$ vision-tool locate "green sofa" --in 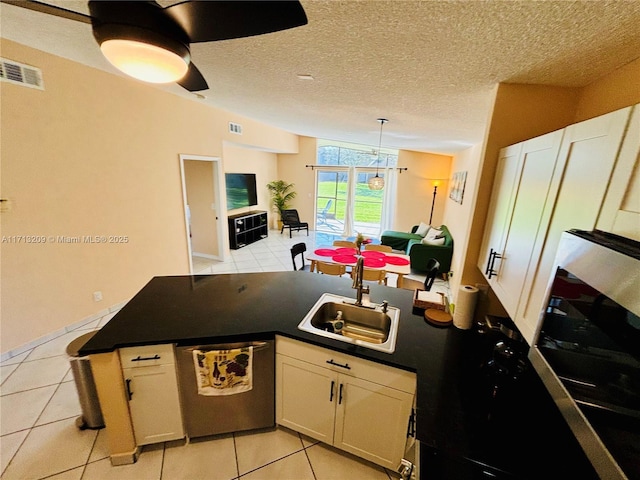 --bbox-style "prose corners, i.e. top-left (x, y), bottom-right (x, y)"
top-left (381, 225), bottom-right (453, 274)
